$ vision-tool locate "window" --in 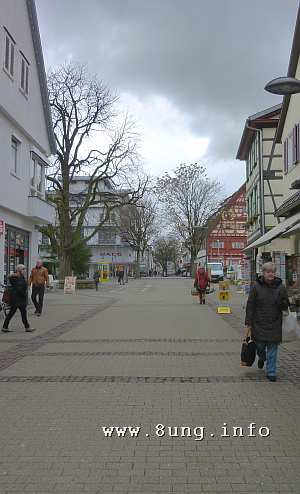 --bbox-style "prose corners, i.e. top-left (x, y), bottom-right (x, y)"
top-left (31, 156), bottom-right (44, 193)
top-left (41, 234), bottom-right (50, 246)
top-left (232, 242), bottom-right (244, 249)
top-left (284, 126), bottom-right (300, 174)
top-left (211, 241), bottom-right (224, 249)
top-left (253, 186), bottom-right (258, 216)
top-left (98, 229), bottom-right (116, 245)
top-left (11, 136), bottom-right (19, 175)
top-left (247, 198), bottom-right (251, 218)
top-left (20, 53), bottom-right (29, 95)
top-left (4, 29), bottom-right (15, 78)
top-left (253, 135), bottom-right (259, 168)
